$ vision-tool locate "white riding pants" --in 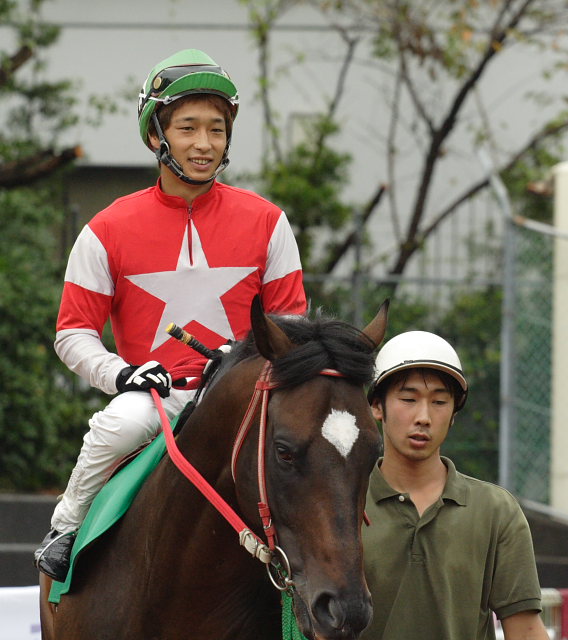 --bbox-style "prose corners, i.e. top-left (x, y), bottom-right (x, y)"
top-left (52, 387), bottom-right (195, 534)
